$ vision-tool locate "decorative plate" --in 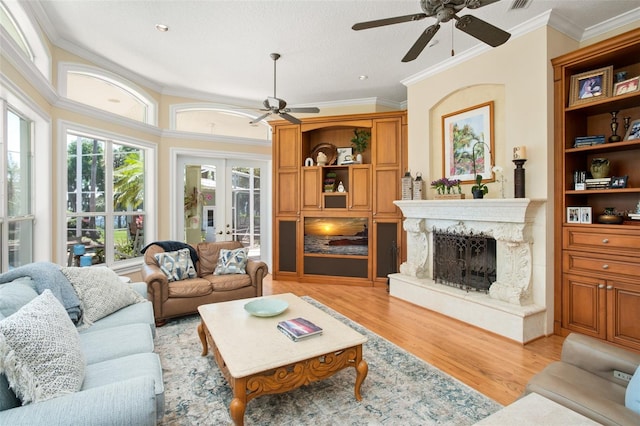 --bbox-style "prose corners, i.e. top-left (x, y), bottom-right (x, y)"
top-left (310, 143), bottom-right (337, 166)
top-left (244, 298), bottom-right (289, 317)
